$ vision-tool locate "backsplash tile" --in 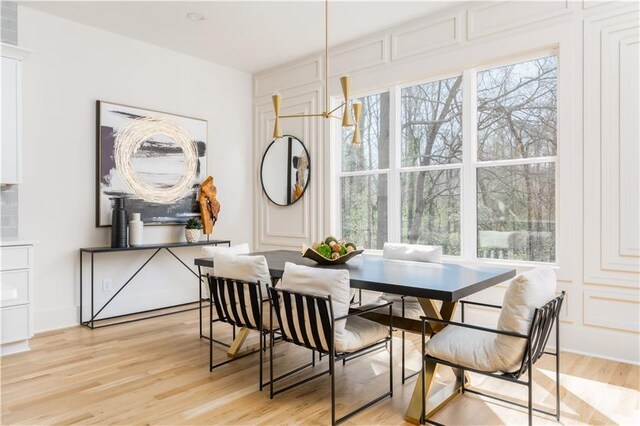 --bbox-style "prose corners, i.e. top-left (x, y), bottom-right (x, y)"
top-left (1, 185), bottom-right (19, 239)
top-left (1, 1), bottom-right (18, 45)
